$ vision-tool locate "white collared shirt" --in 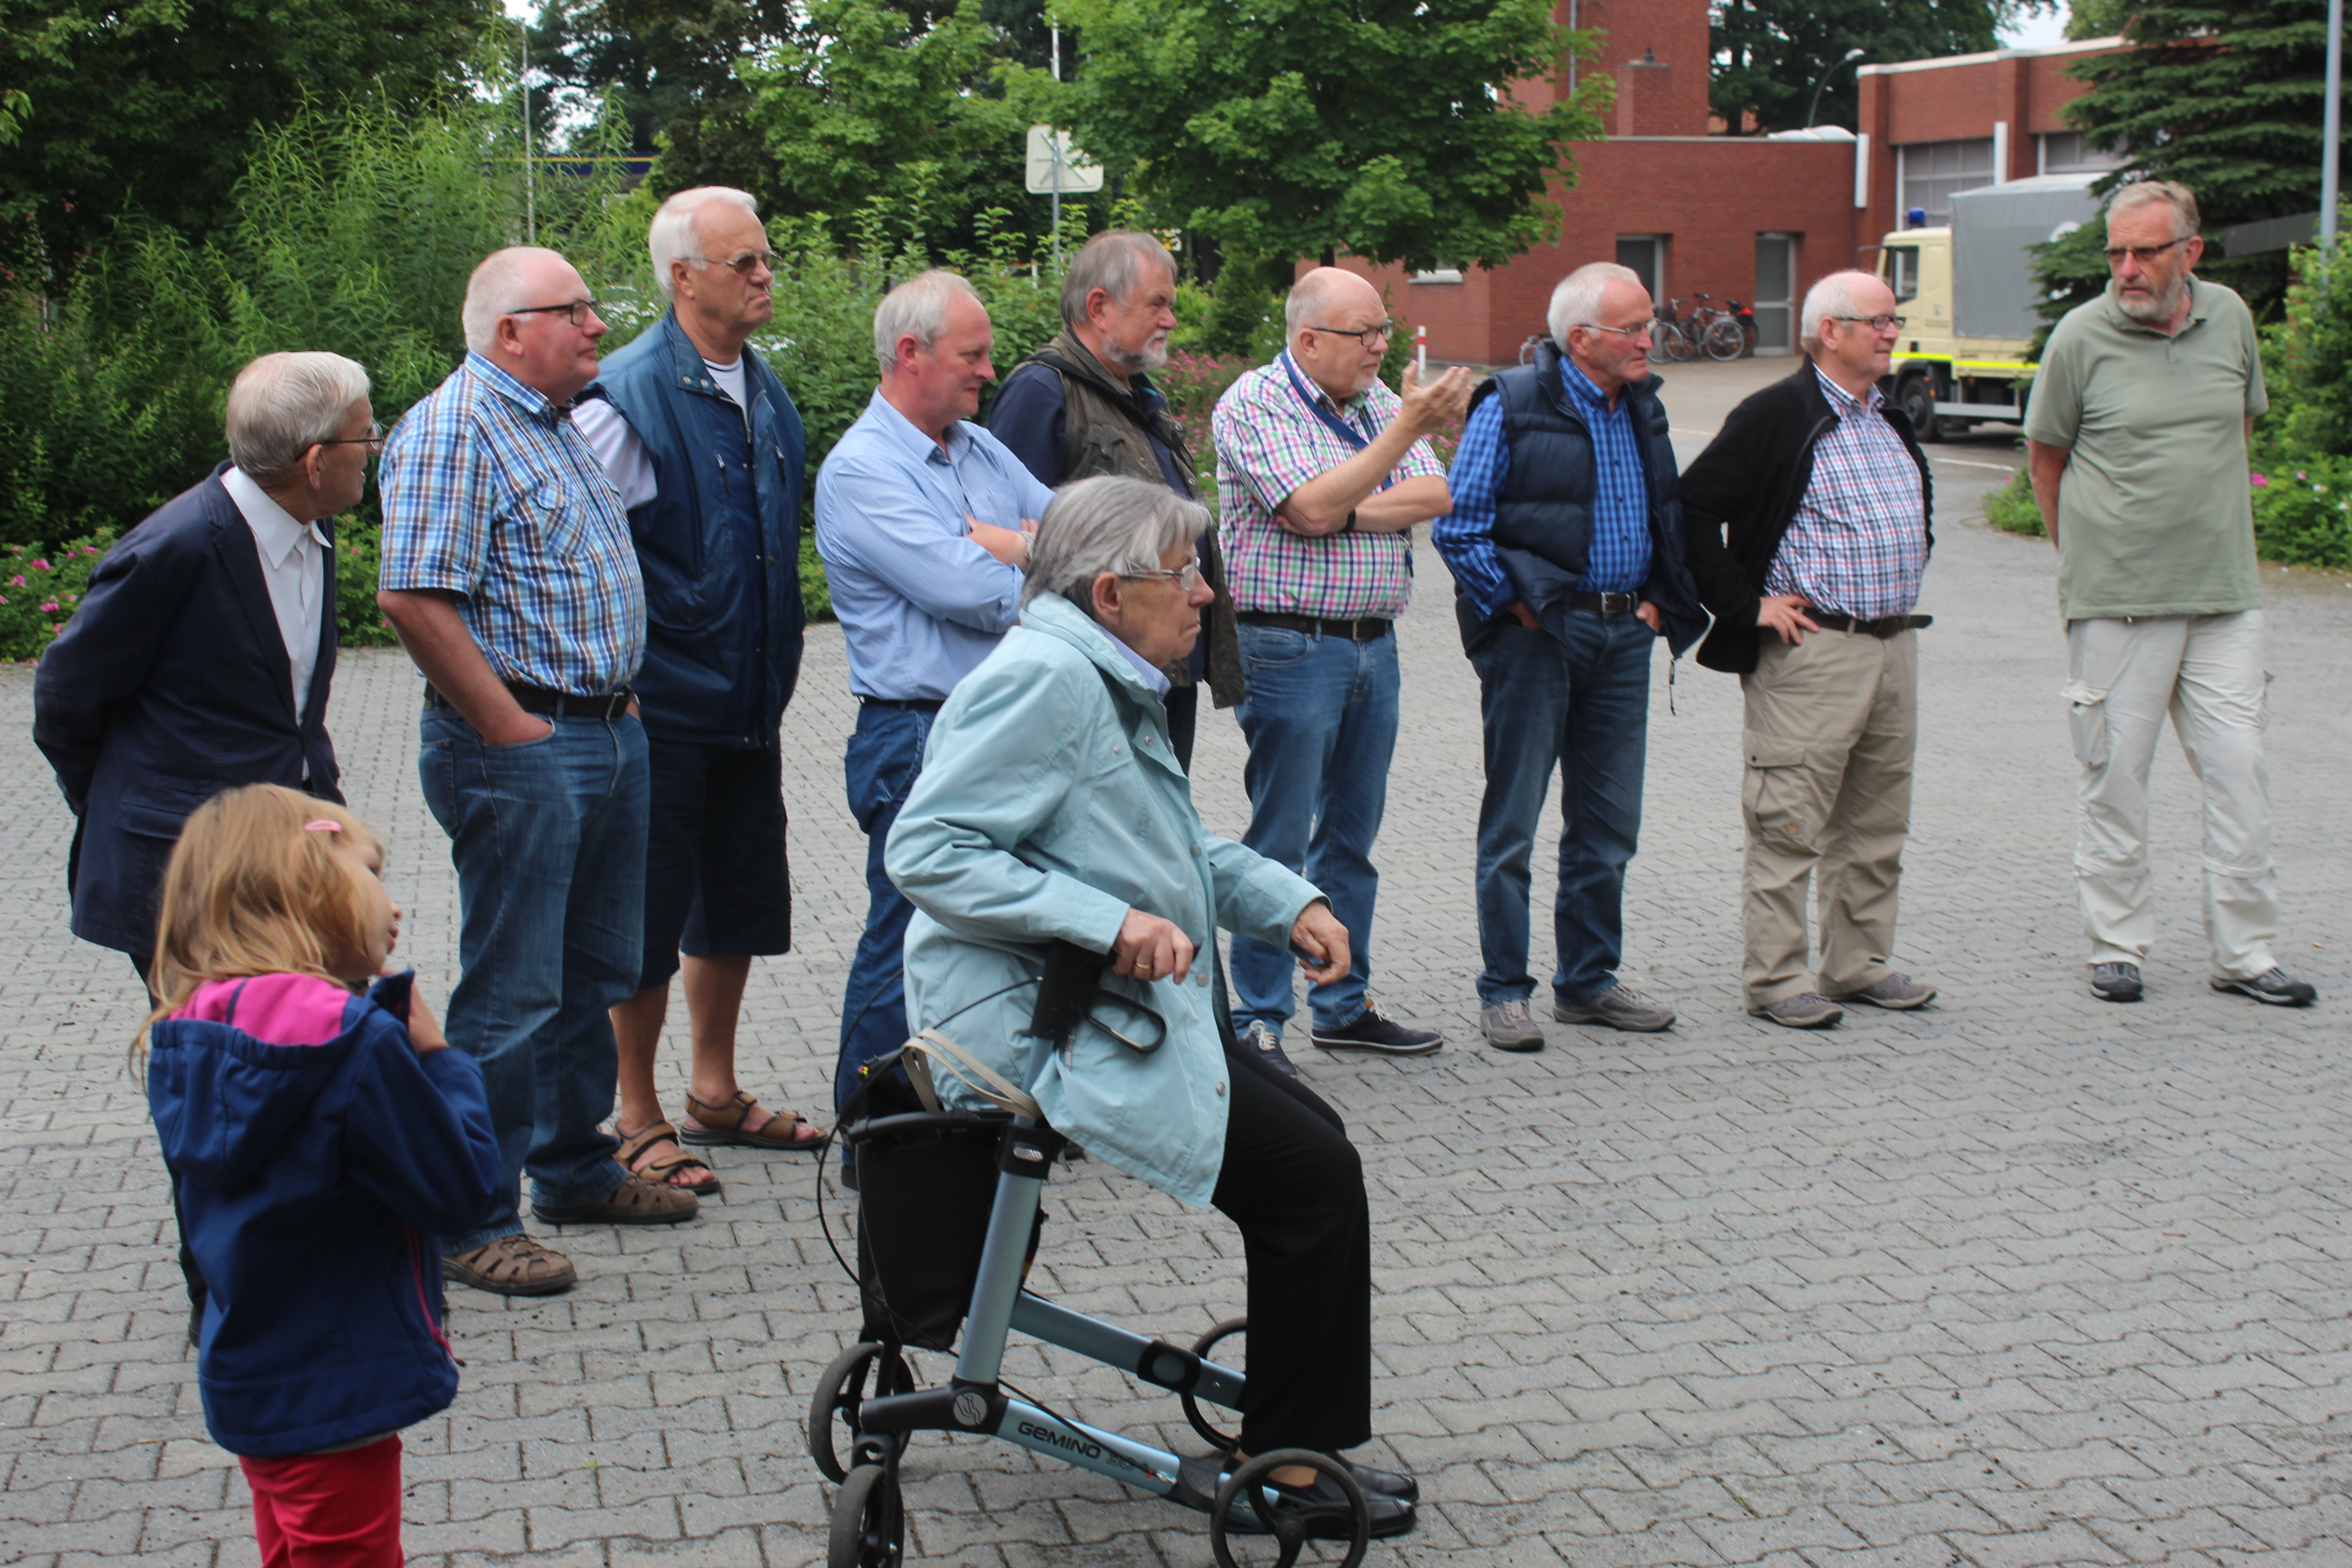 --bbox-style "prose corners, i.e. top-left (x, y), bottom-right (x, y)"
top-left (573, 354), bottom-right (750, 513)
top-left (220, 466), bottom-right (328, 717)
